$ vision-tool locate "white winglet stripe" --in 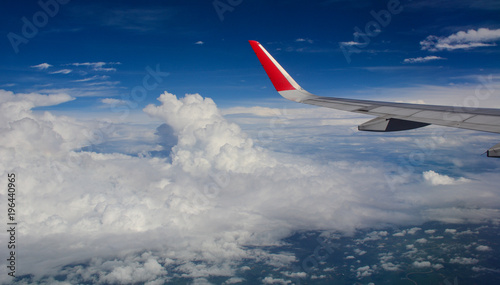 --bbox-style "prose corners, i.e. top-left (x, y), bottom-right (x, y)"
top-left (258, 43), bottom-right (303, 91)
